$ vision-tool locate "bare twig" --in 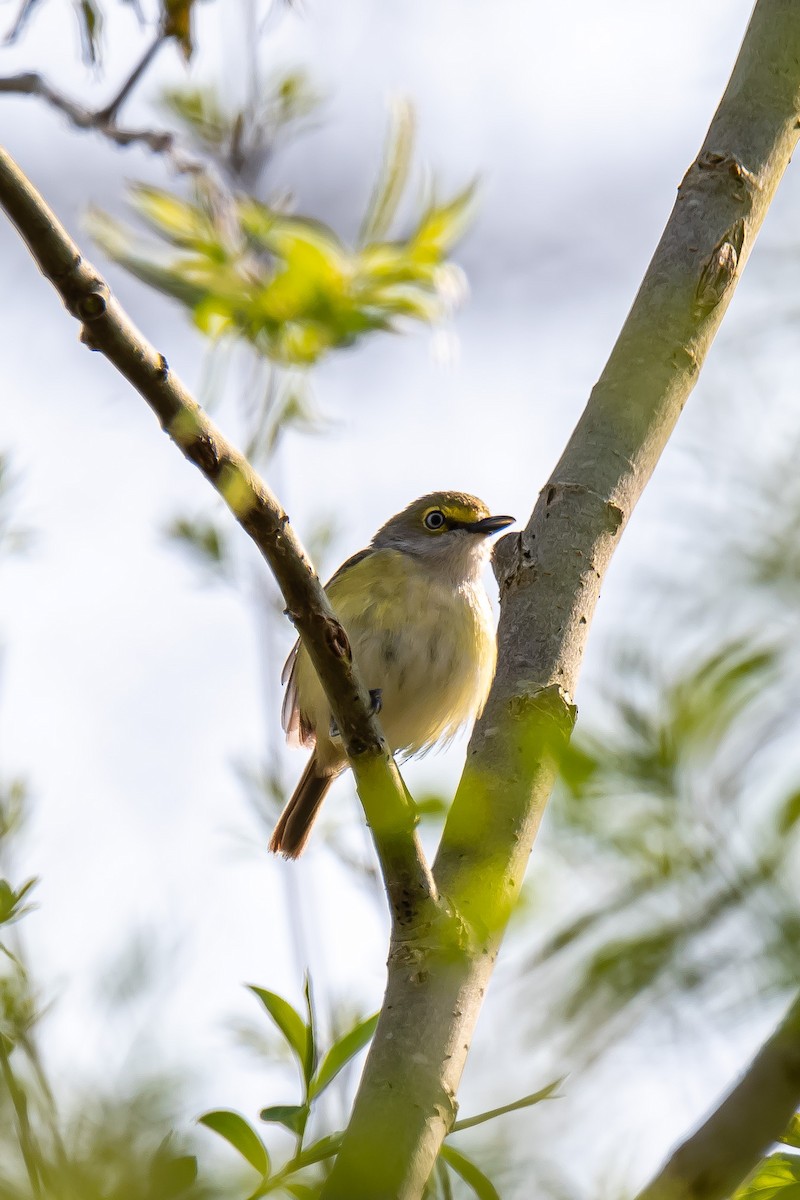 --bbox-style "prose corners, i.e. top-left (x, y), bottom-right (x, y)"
top-left (3, 0), bottom-right (43, 45)
top-left (95, 34), bottom-right (166, 124)
top-left (0, 73), bottom-right (176, 155)
top-left (635, 989), bottom-right (800, 1200)
top-left (0, 143), bottom-right (442, 929)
